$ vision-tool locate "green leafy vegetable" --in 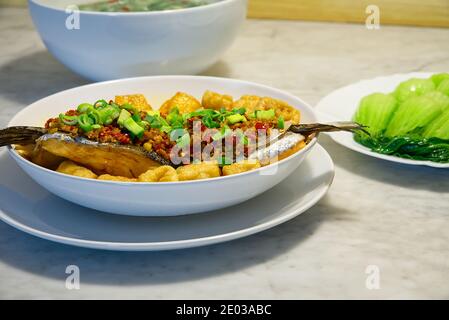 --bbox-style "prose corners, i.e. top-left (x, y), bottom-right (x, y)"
top-left (423, 108), bottom-right (449, 140)
top-left (393, 78), bottom-right (435, 103)
top-left (353, 74), bottom-right (449, 163)
top-left (353, 93), bottom-right (398, 137)
top-left (431, 73), bottom-right (449, 87)
top-left (384, 93), bottom-right (444, 137)
top-left (354, 134), bottom-right (449, 162)
top-left (437, 79), bottom-right (449, 97)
